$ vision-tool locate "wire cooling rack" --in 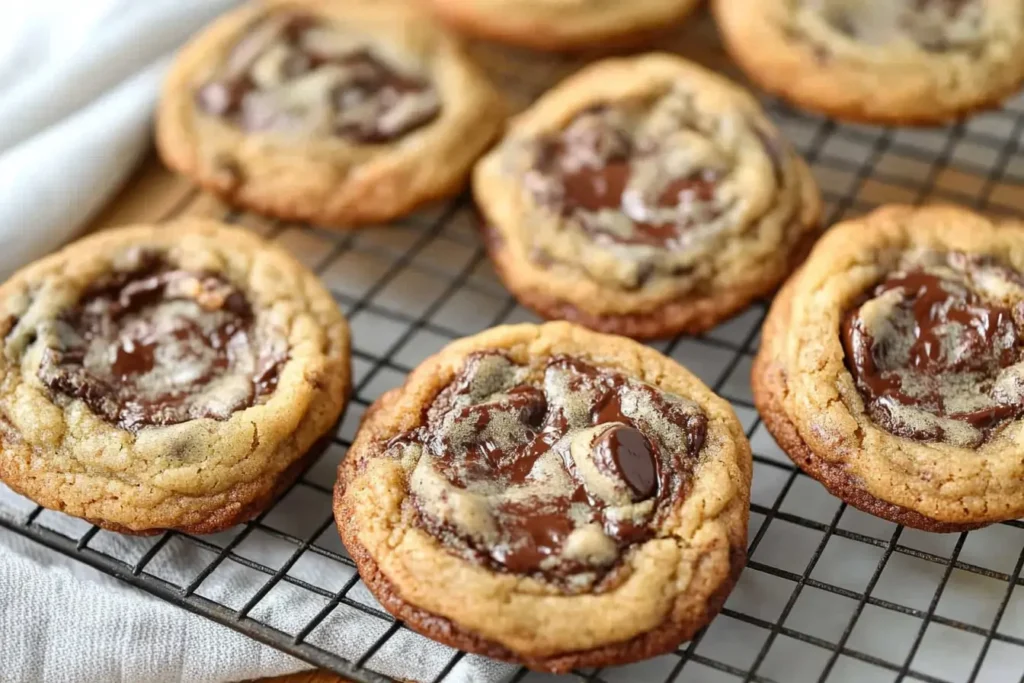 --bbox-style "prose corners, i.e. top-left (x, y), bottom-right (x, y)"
top-left (1, 10), bottom-right (1024, 683)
